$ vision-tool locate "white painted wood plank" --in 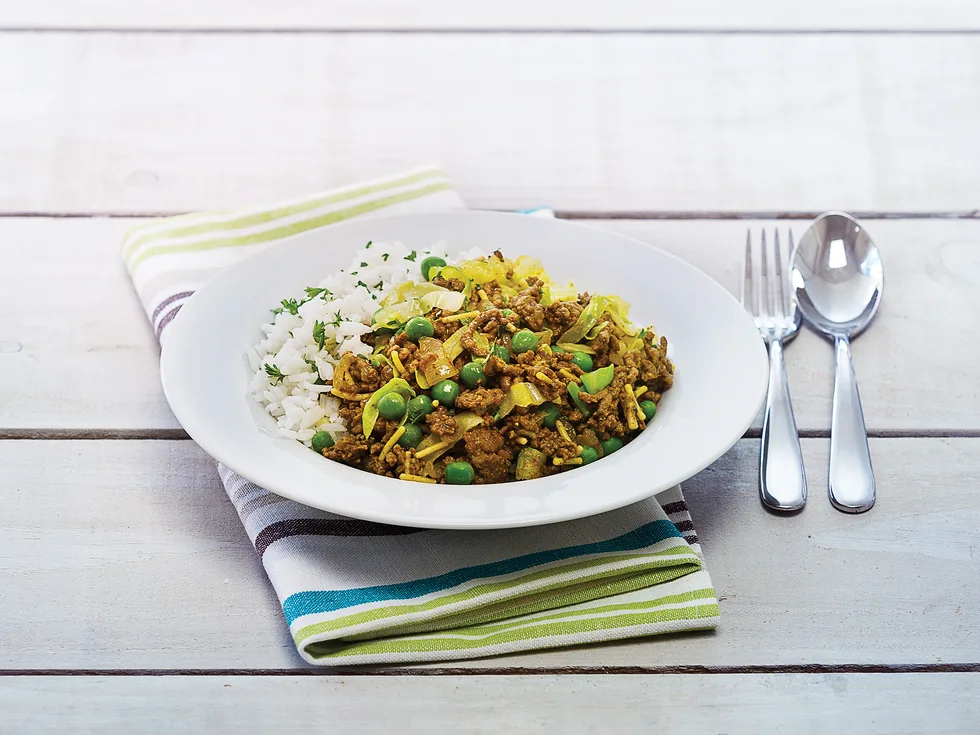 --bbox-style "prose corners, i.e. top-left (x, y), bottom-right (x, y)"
top-left (2, 674), bottom-right (979, 734)
top-left (0, 440), bottom-right (299, 668)
top-left (3, 33), bottom-right (980, 213)
top-left (3, 218), bottom-right (978, 433)
top-left (0, 218), bottom-right (178, 431)
top-left (2, 0), bottom-right (978, 31)
top-left (2, 437), bottom-right (978, 669)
